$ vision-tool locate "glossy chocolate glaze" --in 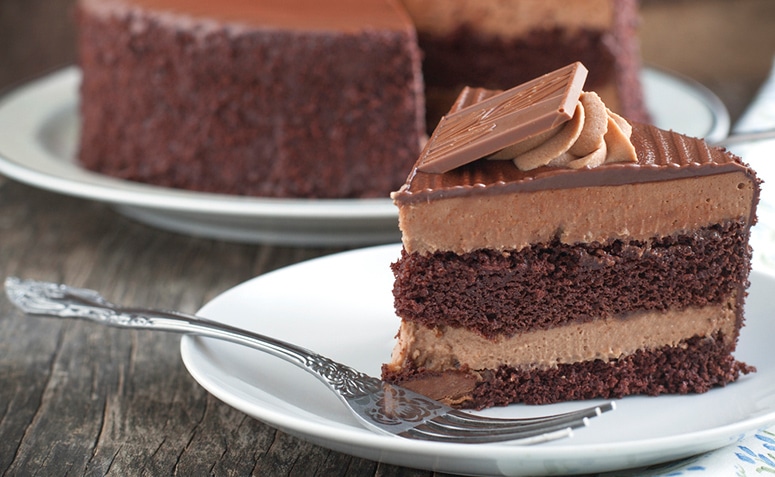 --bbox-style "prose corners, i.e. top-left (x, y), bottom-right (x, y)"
top-left (393, 87), bottom-right (759, 204)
